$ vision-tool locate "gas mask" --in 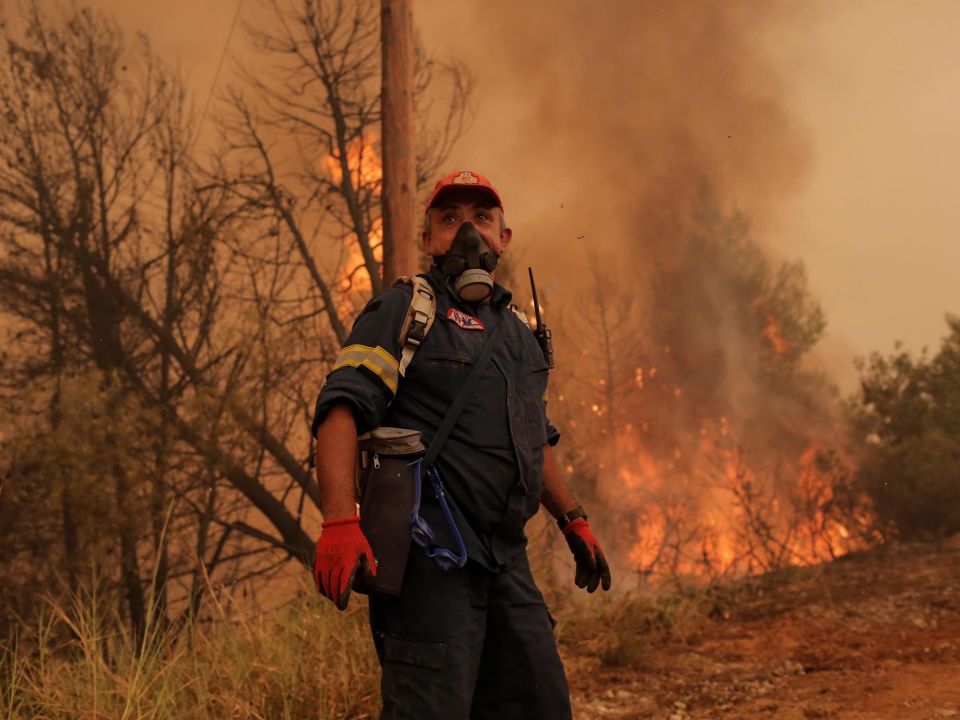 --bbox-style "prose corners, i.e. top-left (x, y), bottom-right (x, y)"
top-left (433, 221), bottom-right (499, 302)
